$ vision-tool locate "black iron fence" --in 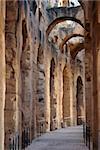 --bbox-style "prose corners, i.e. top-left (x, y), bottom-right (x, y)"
top-left (8, 120), bottom-right (47, 149)
top-left (86, 125), bottom-right (91, 150)
top-left (83, 121), bottom-right (86, 143)
top-left (77, 116), bottom-right (84, 125)
top-left (22, 127), bottom-right (30, 149)
top-left (83, 122), bottom-right (91, 150)
top-left (8, 127), bottom-right (31, 150)
top-left (37, 120), bottom-right (46, 136)
top-left (9, 132), bottom-right (19, 150)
